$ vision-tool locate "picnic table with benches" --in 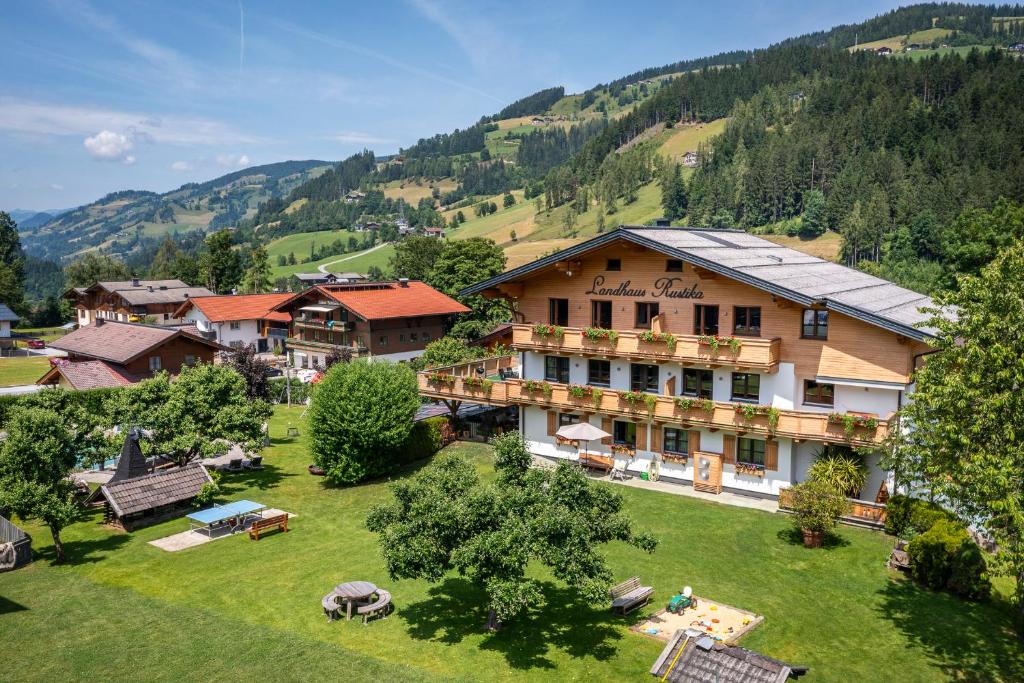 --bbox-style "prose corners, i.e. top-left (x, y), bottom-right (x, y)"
top-left (610, 576), bottom-right (653, 615)
top-left (579, 453), bottom-right (614, 474)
